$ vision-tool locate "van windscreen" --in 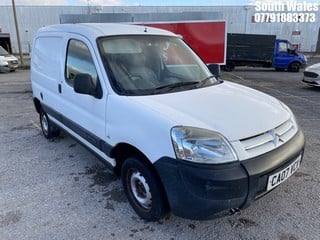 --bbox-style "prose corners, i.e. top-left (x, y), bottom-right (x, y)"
top-left (98, 35), bottom-right (218, 96)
